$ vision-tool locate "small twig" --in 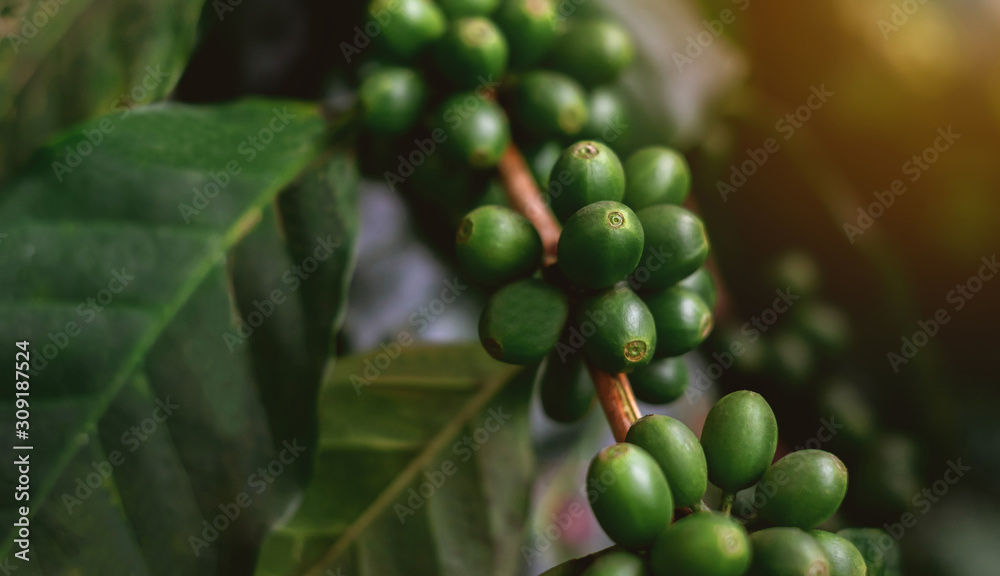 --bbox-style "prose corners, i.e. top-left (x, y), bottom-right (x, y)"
top-left (721, 492), bottom-right (735, 516)
top-left (496, 142), bottom-right (642, 440)
top-left (587, 367), bottom-right (642, 442)
top-left (496, 145), bottom-right (561, 266)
